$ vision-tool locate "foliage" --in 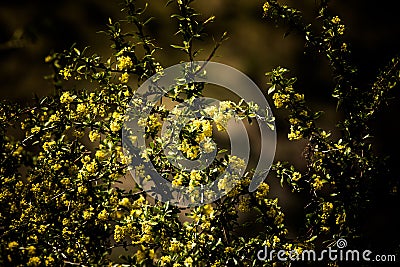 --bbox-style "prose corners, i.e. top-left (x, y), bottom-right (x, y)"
top-left (1, 0), bottom-right (399, 266)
